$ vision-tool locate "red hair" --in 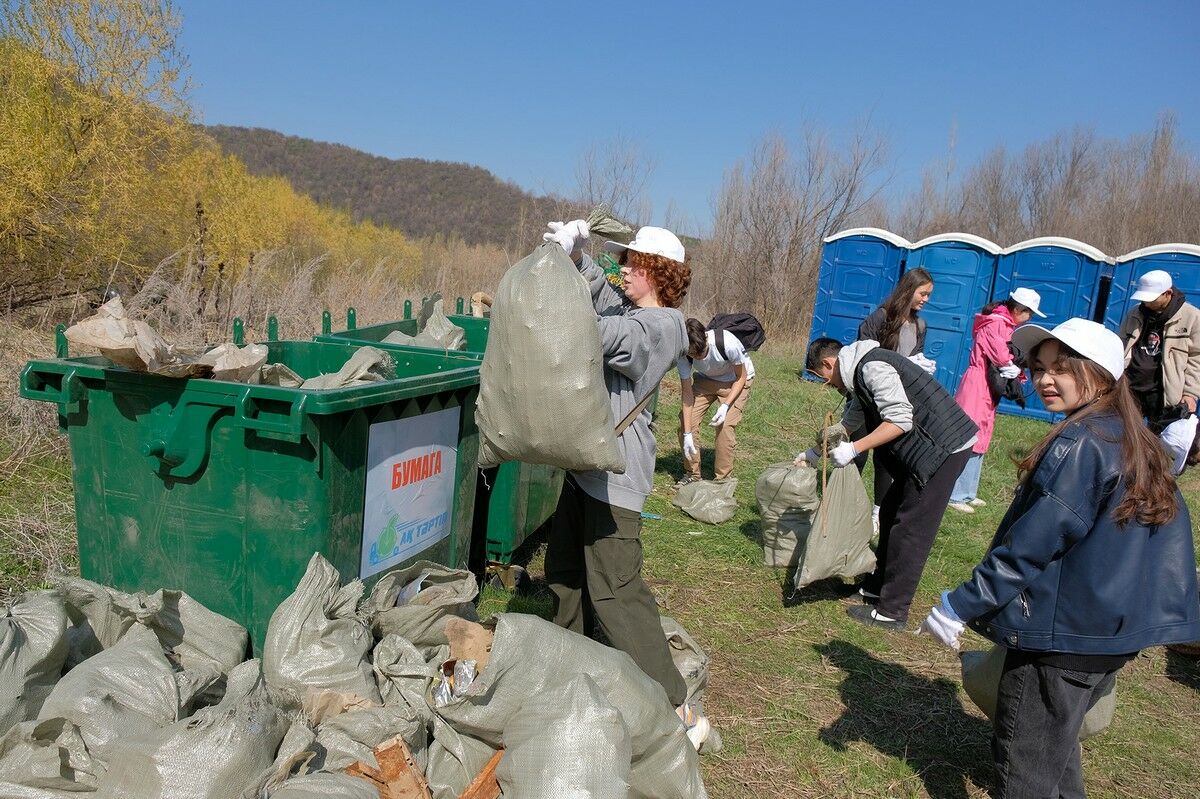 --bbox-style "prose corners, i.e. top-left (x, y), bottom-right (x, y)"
top-left (623, 250), bottom-right (690, 308)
